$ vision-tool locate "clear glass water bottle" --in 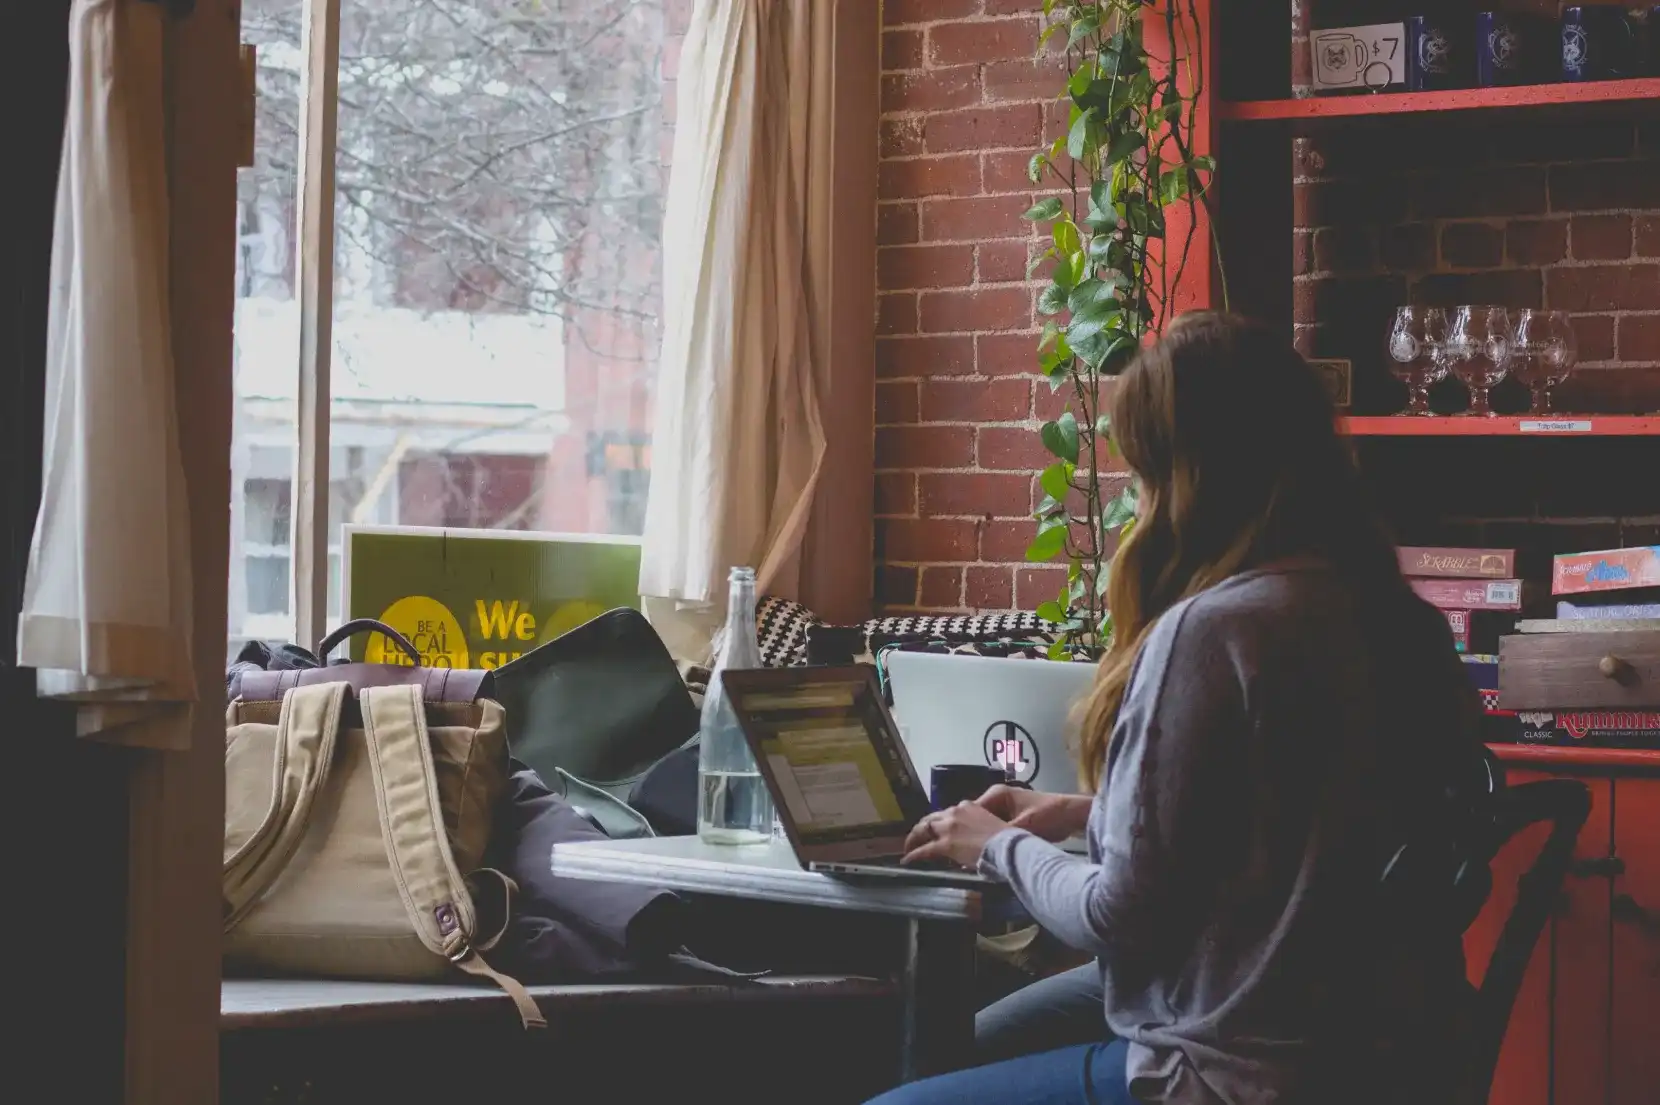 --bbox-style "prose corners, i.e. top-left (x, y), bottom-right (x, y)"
top-left (696, 567), bottom-right (775, 844)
